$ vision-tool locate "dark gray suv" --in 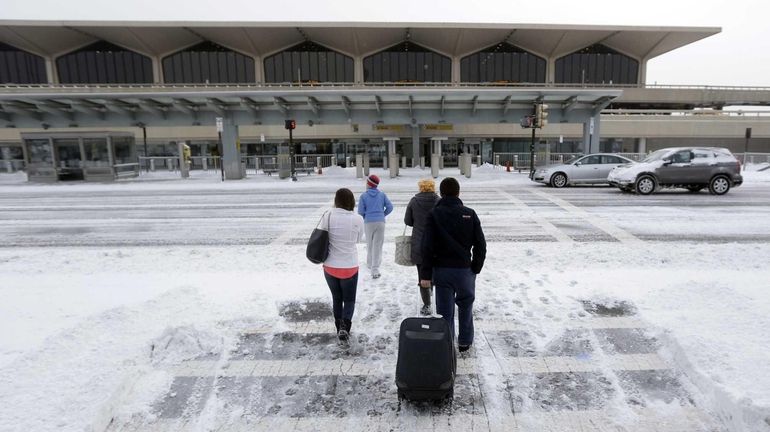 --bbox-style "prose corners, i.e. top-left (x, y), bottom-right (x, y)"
top-left (607, 147), bottom-right (743, 195)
